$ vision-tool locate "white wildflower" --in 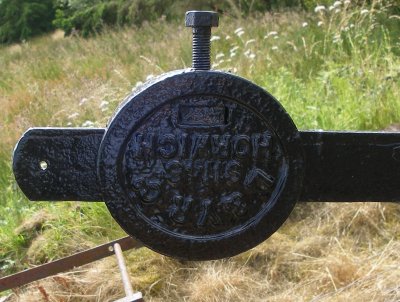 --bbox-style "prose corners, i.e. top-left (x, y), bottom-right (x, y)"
top-left (350, 23), bottom-right (355, 28)
top-left (333, 1), bottom-right (341, 8)
top-left (132, 81), bottom-right (143, 91)
top-left (317, 21), bottom-right (324, 27)
top-left (82, 120), bottom-right (95, 127)
top-left (314, 5), bottom-right (326, 13)
top-left (329, 5), bottom-right (334, 10)
top-left (333, 34), bottom-right (341, 43)
top-left (134, 81), bottom-right (143, 88)
top-left (79, 98), bottom-right (88, 106)
top-left (234, 27), bottom-right (245, 37)
top-left (236, 30), bottom-right (245, 37)
top-left (99, 100), bottom-right (109, 108)
top-left (68, 112), bottom-right (79, 119)
top-left (99, 100), bottom-right (109, 111)
top-left (225, 35), bottom-right (231, 40)
top-left (230, 46), bottom-right (239, 53)
top-left (344, 0), bottom-right (351, 4)
top-left (216, 53), bottom-right (225, 60)
top-left (302, 22), bottom-right (308, 28)
top-left (264, 31), bottom-right (278, 39)
top-left (210, 35), bottom-right (221, 42)
top-left (230, 45), bottom-right (239, 58)
top-left (271, 46), bottom-right (279, 51)
top-left (335, 8), bottom-right (341, 13)
top-left (360, 9), bottom-right (369, 15)
top-left (244, 50), bottom-right (256, 59)
top-left (245, 39), bottom-right (256, 46)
